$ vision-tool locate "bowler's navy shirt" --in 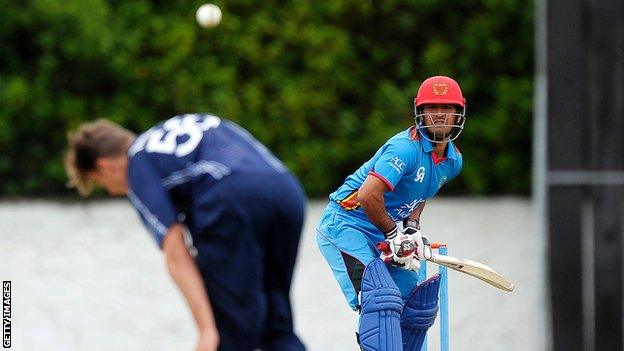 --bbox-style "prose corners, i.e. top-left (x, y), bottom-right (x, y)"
top-left (127, 114), bottom-right (287, 247)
